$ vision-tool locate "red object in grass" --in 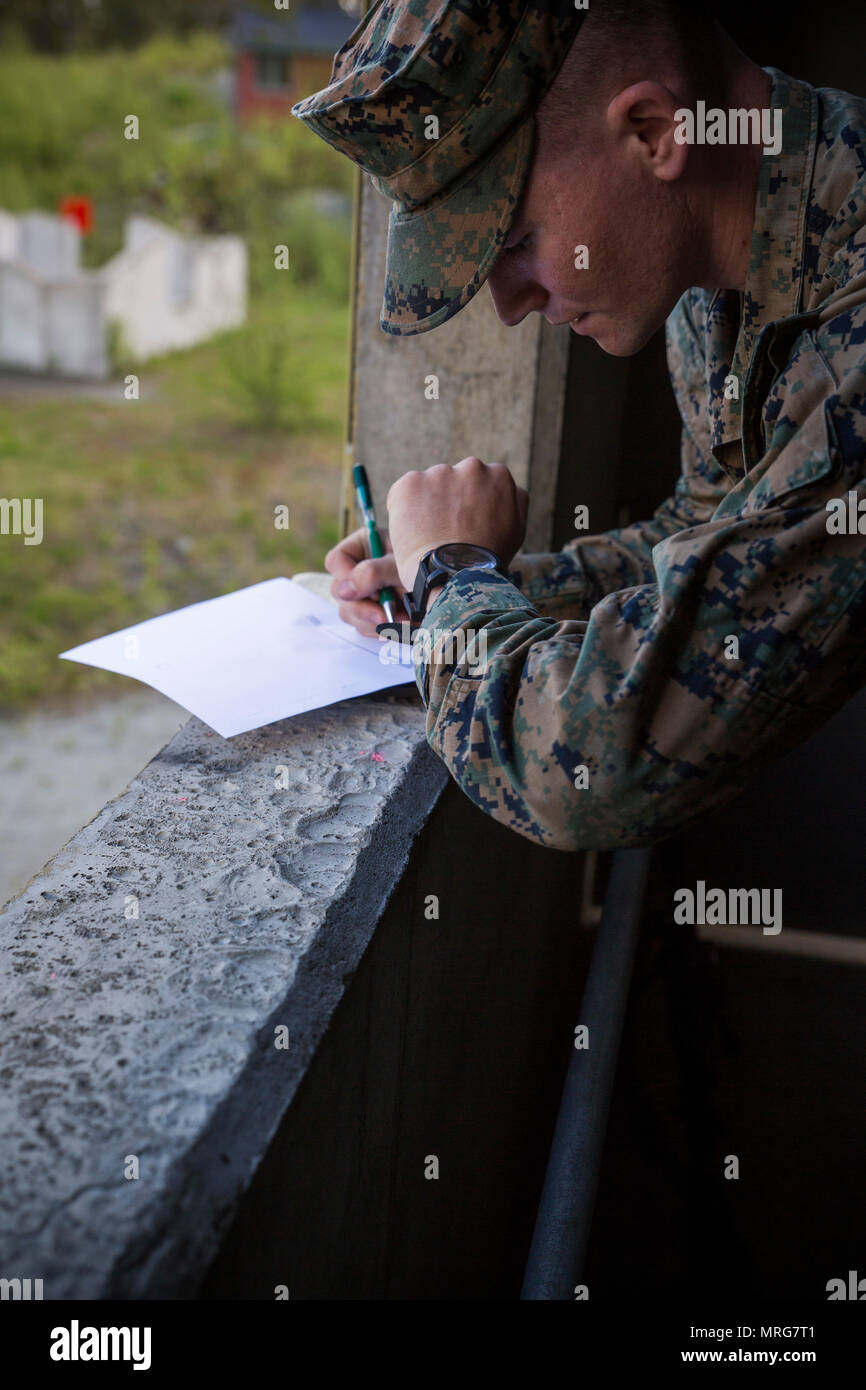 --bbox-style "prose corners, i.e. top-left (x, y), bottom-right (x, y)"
top-left (58, 195), bottom-right (93, 235)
